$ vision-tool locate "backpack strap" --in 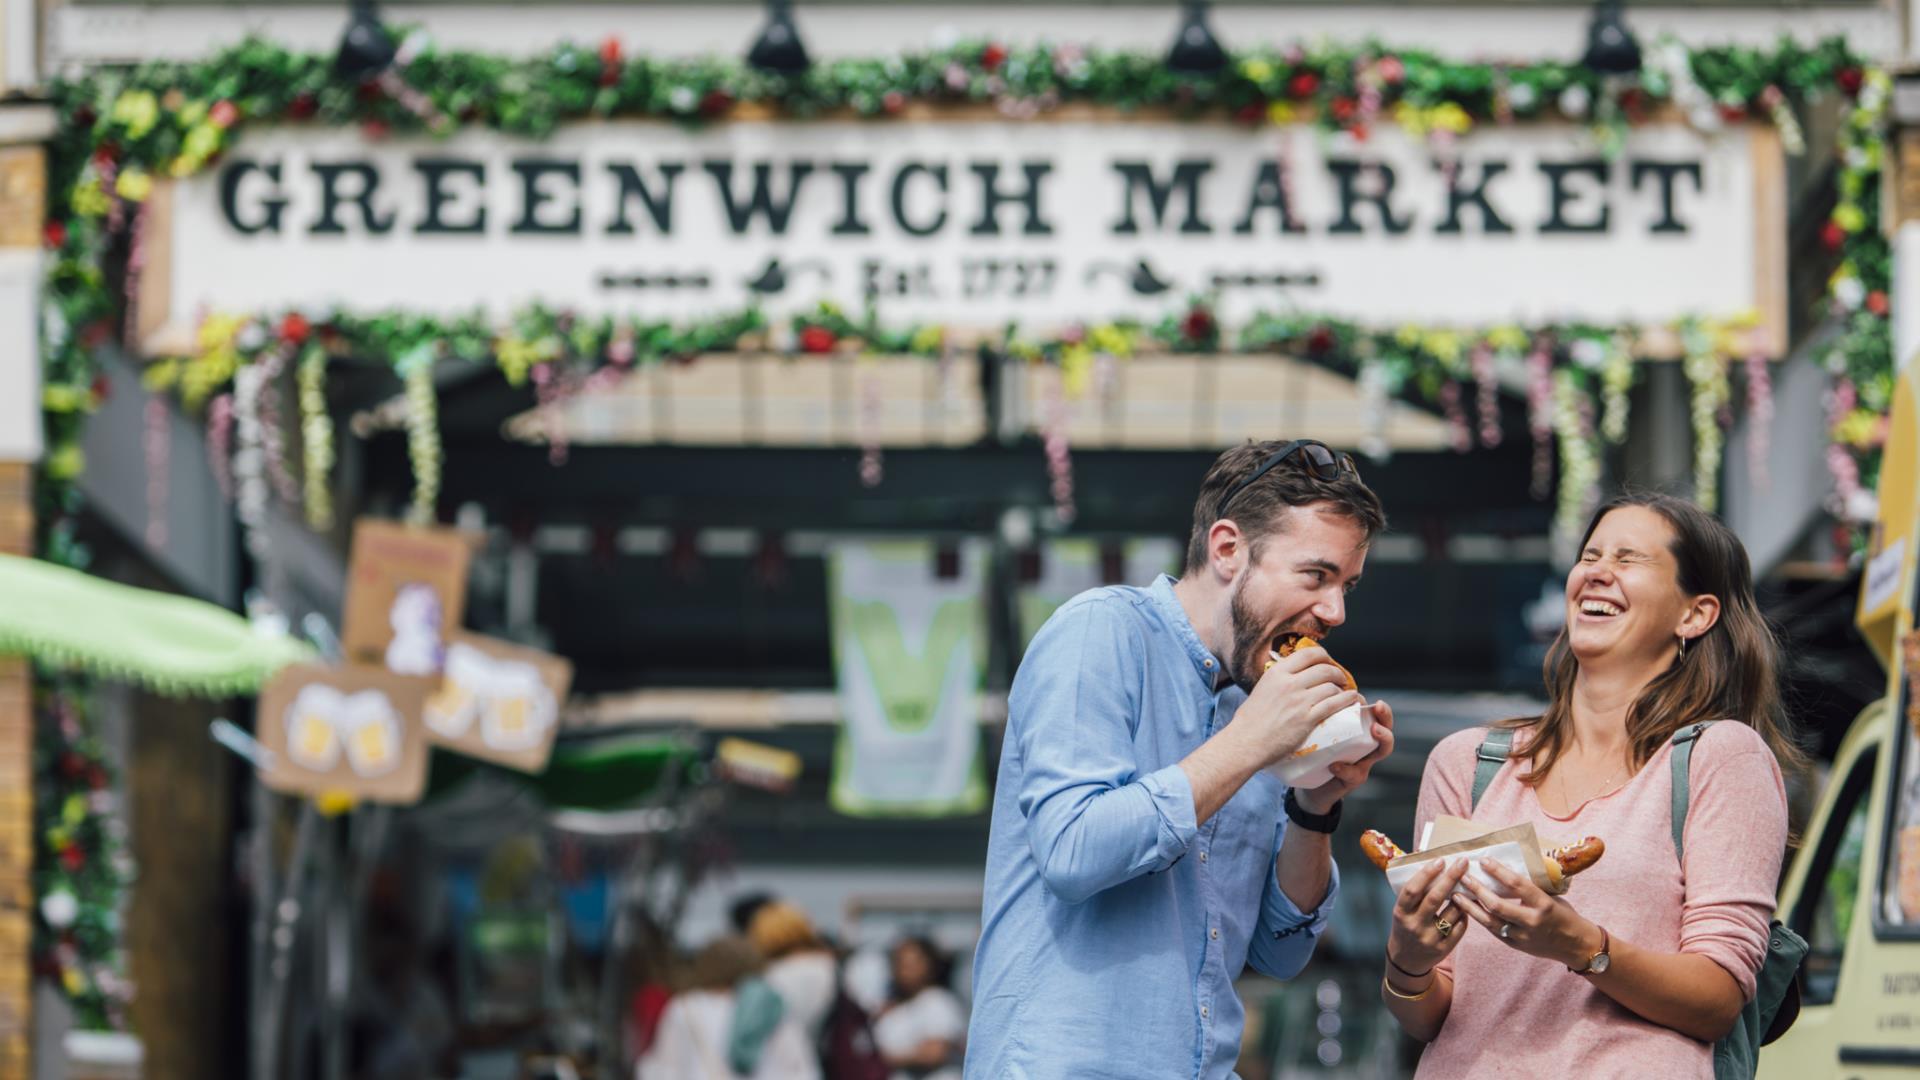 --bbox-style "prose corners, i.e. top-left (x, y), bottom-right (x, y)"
top-left (1668, 720), bottom-right (1717, 861)
top-left (1471, 727), bottom-right (1516, 812)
